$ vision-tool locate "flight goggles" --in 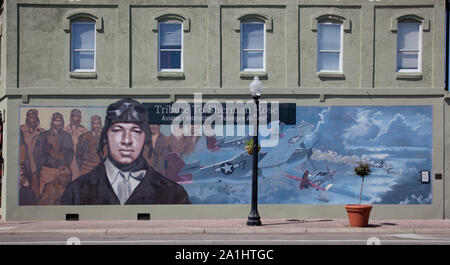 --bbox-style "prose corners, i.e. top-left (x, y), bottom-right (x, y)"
top-left (106, 100), bottom-right (147, 123)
